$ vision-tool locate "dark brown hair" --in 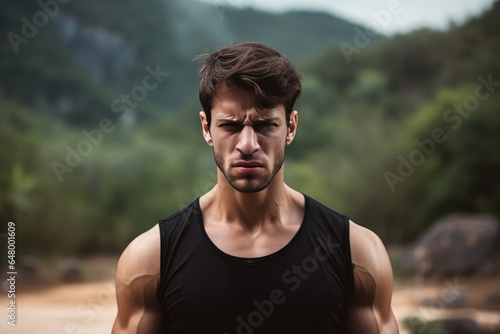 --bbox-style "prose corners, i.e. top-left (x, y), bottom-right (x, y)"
top-left (198, 42), bottom-right (302, 127)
